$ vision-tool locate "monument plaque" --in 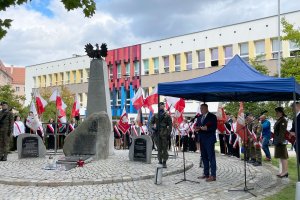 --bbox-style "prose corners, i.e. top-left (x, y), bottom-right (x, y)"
top-left (21, 137), bottom-right (39, 158)
top-left (133, 138), bottom-right (147, 162)
top-left (129, 135), bottom-right (153, 164)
